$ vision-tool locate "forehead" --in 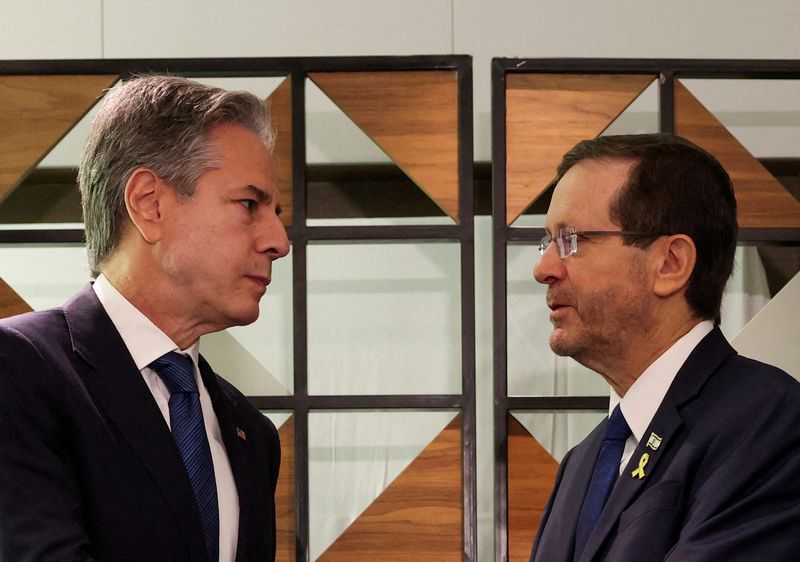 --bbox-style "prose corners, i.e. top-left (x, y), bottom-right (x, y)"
top-left (206, 122), bottom-right (277, 189)
top-left (546, 158), bottom-right (635, 230)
